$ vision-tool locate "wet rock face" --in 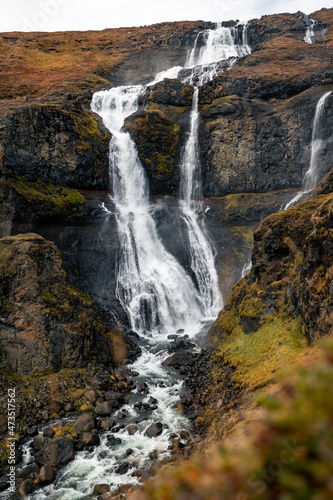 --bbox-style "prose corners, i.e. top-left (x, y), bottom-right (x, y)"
top-left (124, 80), bottom-right (194, 196)
top-left (0, 233), bottom-right (140, 375)
top-left (0, 103), bottom-right (110, 190)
